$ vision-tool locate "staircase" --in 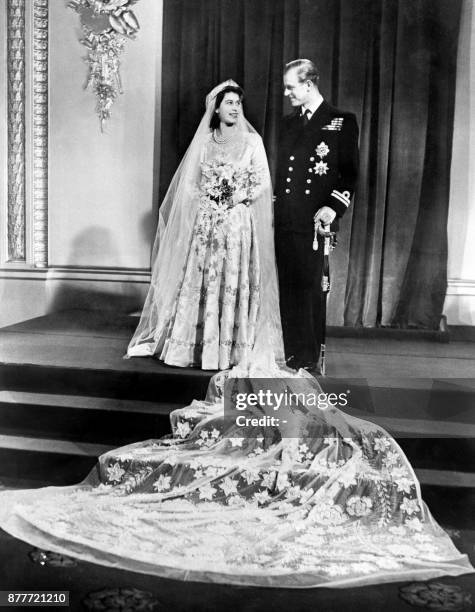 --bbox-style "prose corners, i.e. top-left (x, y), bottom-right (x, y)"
top-left (0, 310), bottom-right (211, 485)
top-left (0, 310), bottom-right (474, 529)
top-left (0, 390), bottom-right (180, 485)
